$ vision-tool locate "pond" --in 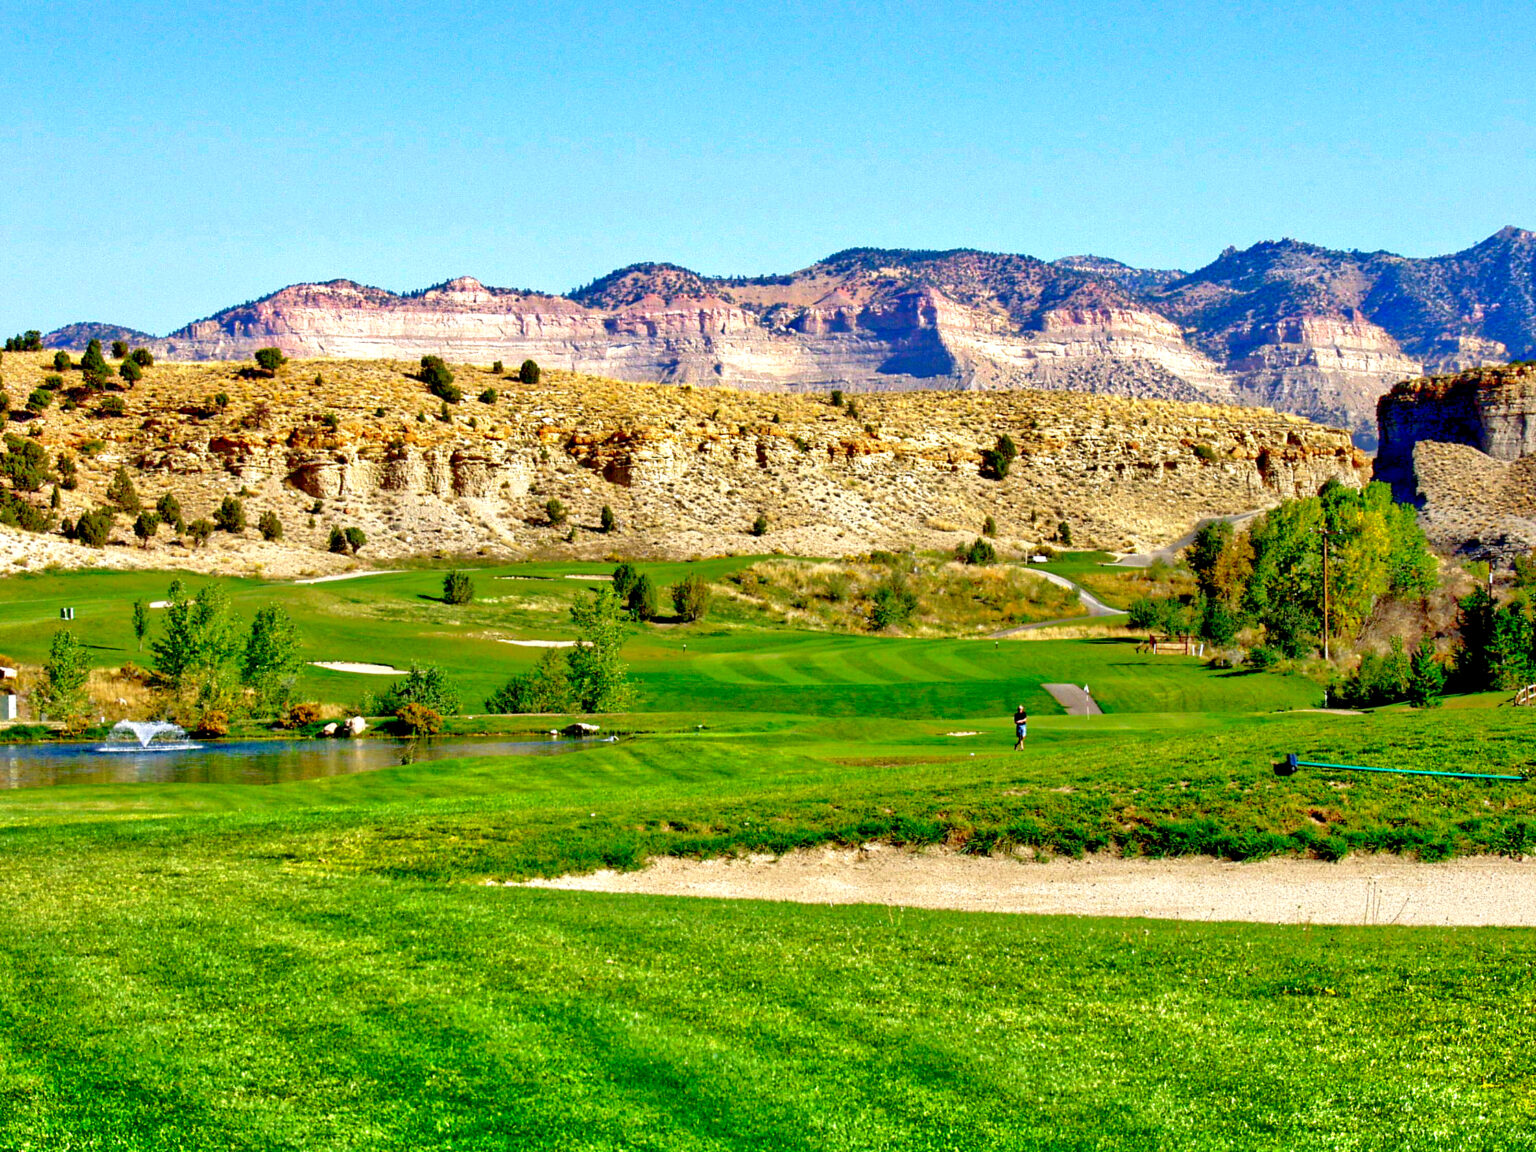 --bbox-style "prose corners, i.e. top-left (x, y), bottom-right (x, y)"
top-left (0, 734), bottom-right (599, 790)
